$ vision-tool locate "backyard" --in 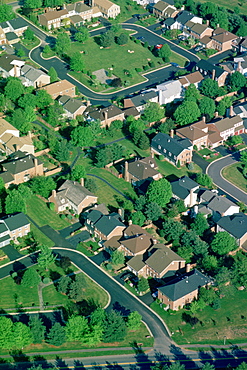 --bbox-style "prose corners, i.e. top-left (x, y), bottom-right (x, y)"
top-left (222, 163), bottom-right (247, 193)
